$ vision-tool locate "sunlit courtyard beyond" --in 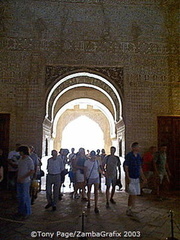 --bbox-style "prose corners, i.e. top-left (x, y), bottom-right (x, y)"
top-left (61, 116), bottom-right (104, 152)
